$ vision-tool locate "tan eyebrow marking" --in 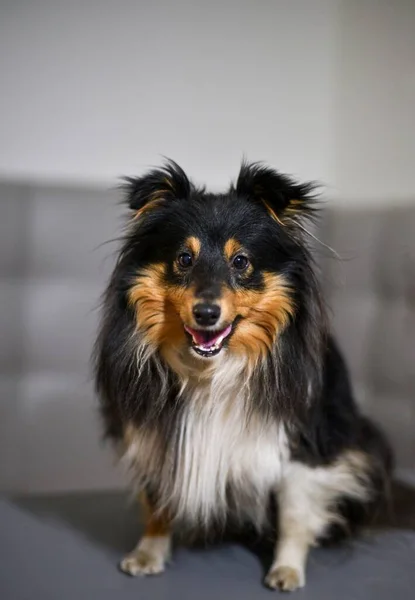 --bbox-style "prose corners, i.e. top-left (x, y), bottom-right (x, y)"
top-left (224, 238), bottom-right (242, 260)
top-left (185, 236), bottom-right (201, 258)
